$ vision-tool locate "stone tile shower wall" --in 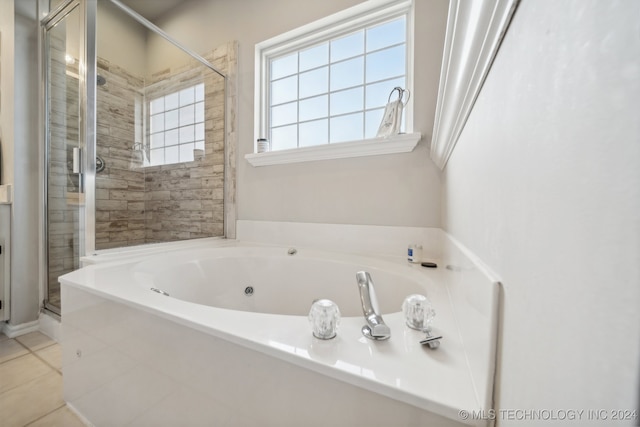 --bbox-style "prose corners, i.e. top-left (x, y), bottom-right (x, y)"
top-left (142, 46), bottom-right (228, 243)
top-left (95, 42), bottom-right (235, 249)
top-left (95, 59), bottom-right (146, 249)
